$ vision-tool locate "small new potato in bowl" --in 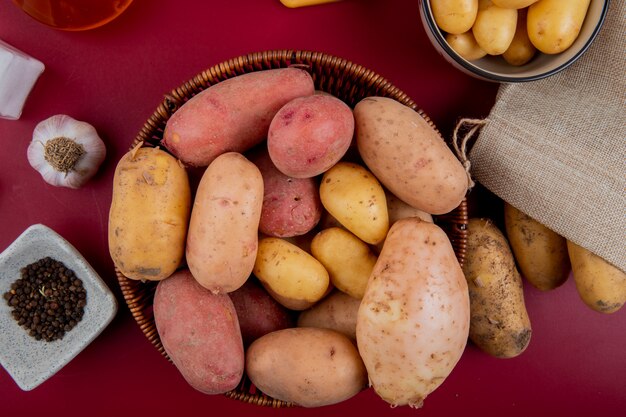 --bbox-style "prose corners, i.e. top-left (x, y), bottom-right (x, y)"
top-left (419, 0), bottom-right (610, 82)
